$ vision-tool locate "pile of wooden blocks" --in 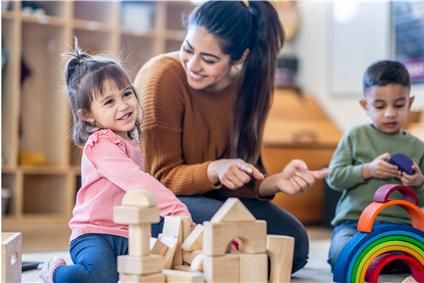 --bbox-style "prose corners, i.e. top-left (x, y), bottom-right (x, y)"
top-left (114, 190), bottom-right (295, 283)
